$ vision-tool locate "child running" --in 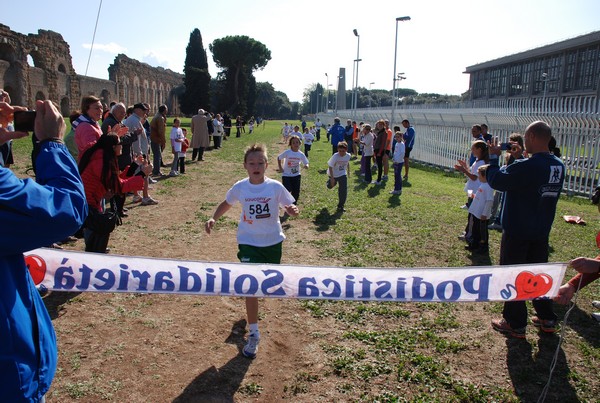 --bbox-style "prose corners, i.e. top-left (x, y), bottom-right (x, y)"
top-left (302, 127), bottom-right (314, 158)
top-left (205, 144), bottom-right (299, 359)
top-left (277, 135), bottom-right (309, 209)
top-left (327, 141), bottom-right (351, 212)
